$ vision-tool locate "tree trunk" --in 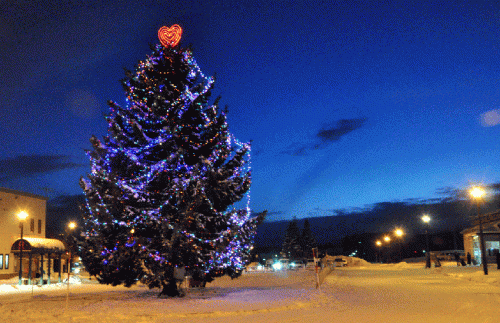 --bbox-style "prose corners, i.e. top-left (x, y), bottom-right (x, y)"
top-left (159, 279), bottom-right (180, 297)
